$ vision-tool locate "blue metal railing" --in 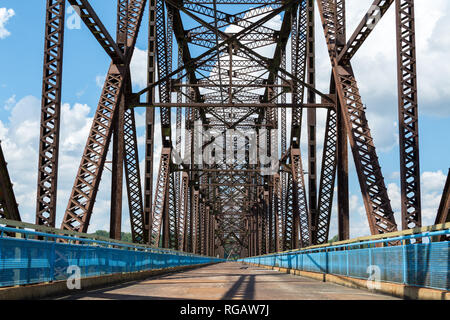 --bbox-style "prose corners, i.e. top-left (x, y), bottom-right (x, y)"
top-left (239, 229), bottom-right (450, 291)
top-left (0, 226), bottom-right (222, 288)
